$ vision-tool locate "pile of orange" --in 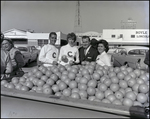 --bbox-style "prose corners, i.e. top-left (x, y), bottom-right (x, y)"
top-left (1, 62), bottom-right (149, 107)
